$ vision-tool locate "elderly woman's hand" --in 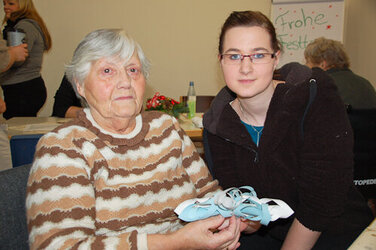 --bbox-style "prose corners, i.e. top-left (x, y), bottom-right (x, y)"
top-left (177, 215), bottom-right (242, 250)
top-left (148, 215), bottom-right (242, 250)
